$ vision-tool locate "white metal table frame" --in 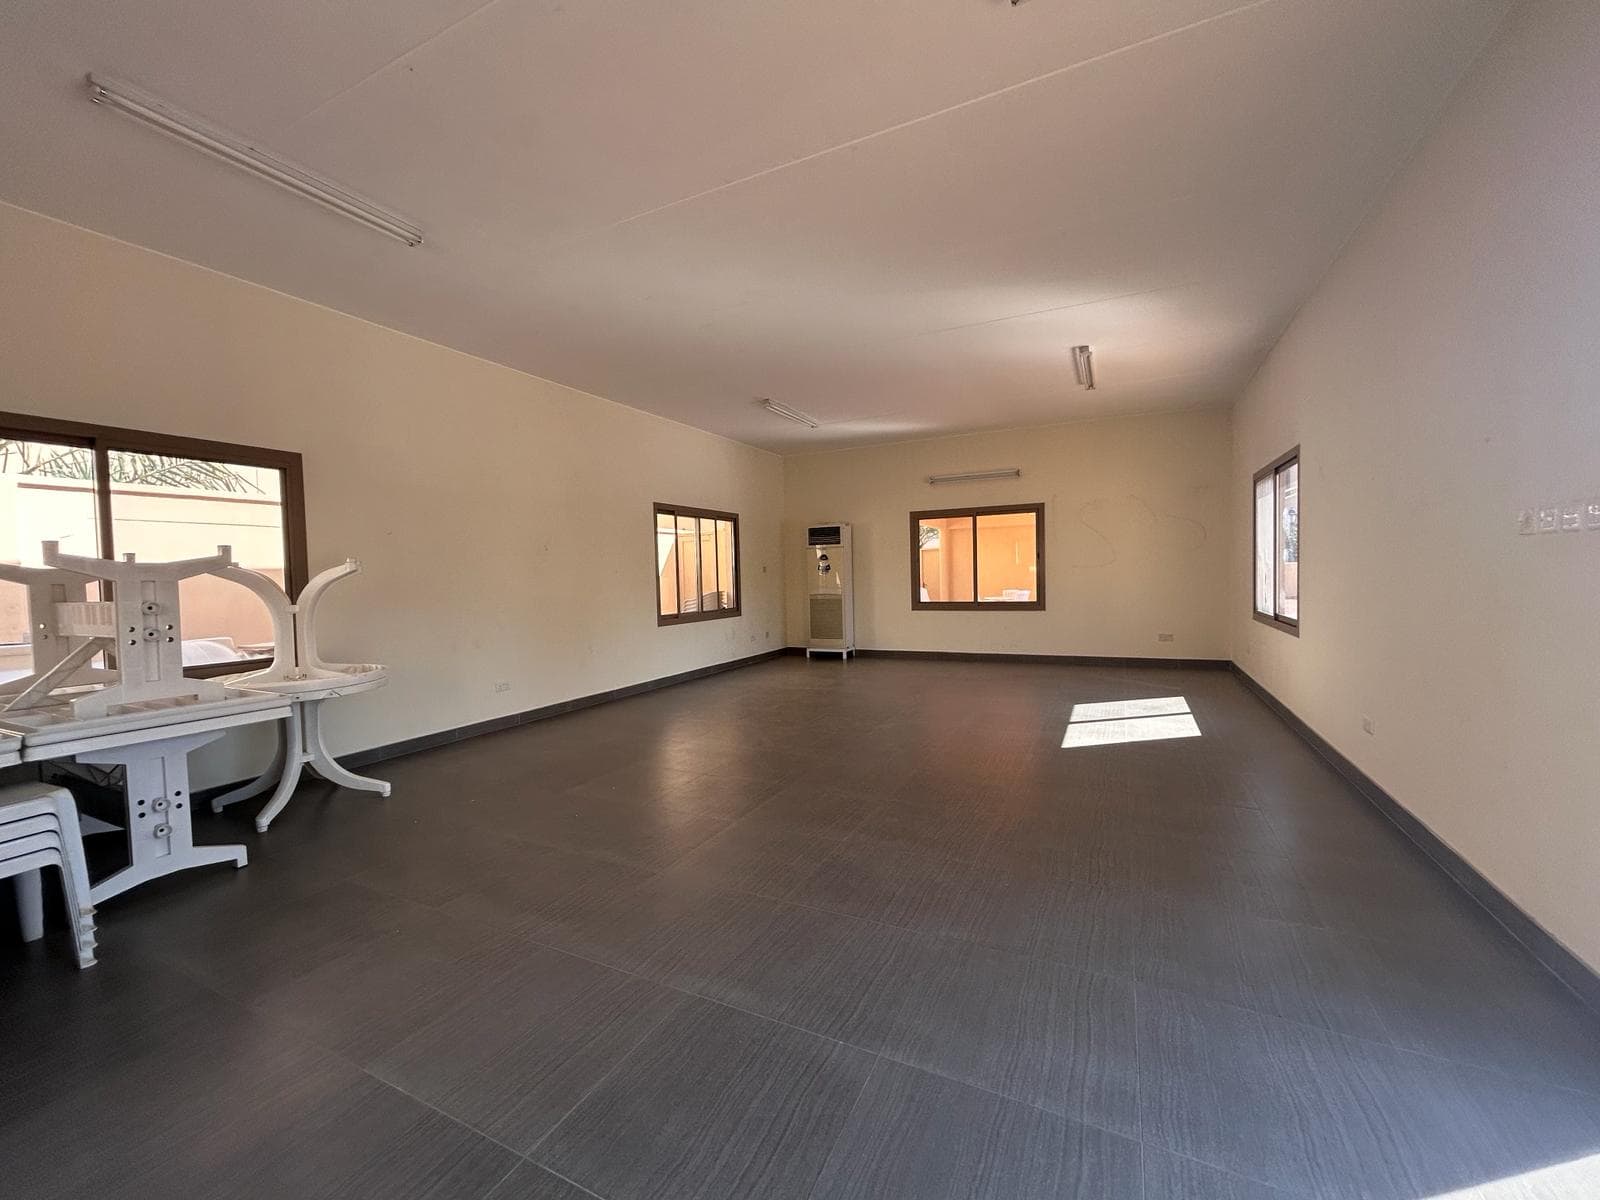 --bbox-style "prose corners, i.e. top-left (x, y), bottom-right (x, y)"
top-left (211, 682), bottom-right (390, 833)
top-left (15, 703), bottom-right (291, 904)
